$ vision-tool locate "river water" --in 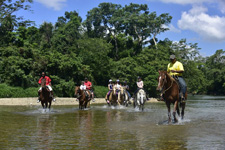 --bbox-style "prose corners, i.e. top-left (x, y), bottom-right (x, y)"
top-left (0, 95), bottom-right (225, 150)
